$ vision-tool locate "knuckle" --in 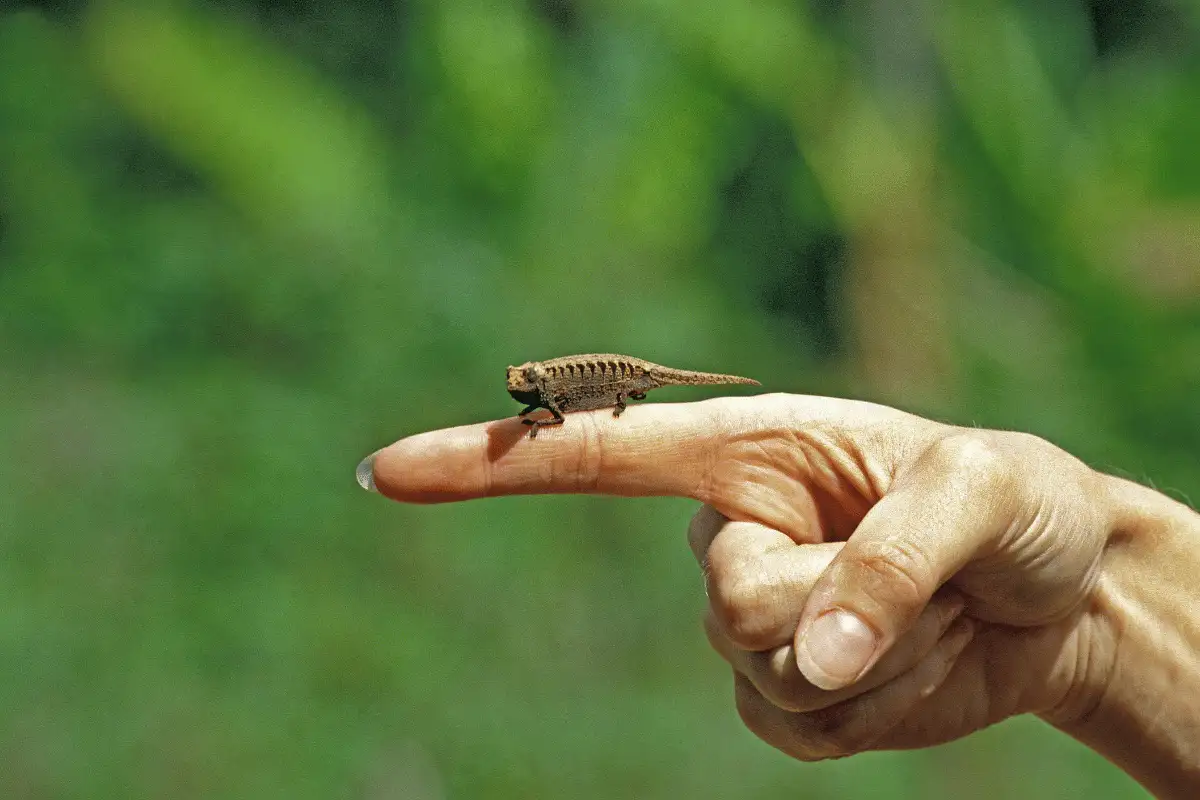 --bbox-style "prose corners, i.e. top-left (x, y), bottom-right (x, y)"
top-left (771, 662), bottom-right (832, 714)
top-left (926, 432), bottom-right (1013, 492)
top-left (805, 705), bottom-right (875, 757)
top-left (709, 573), bottom-right (778, 651)
top-left (734, 679), bottom-right (779, 743)
top-left (735, 678), bottom-right (866, 763)
top-left (854, 539), bottom-right (933, 611)
top-left (557, 414), bottom-right (604, 492)
top-left (734, 680), bottom-right (818, 763)
top-left (734, 683), bottom-right (765, 730)
top-left (744, 648), bottom-right (824, 714)
top-left (762, 679), bottom-right (821, 716)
